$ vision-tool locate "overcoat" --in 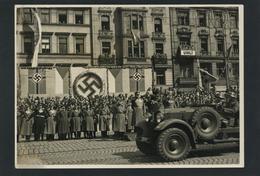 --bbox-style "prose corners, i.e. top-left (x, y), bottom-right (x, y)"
top-left (17, 110), bottom-right (23, 135)
top-left (73, 110), bottom-right (81, 132)
top-left (82, 109), bottom-right (95, 132)
top-left (132, 98), bottom-right (145, 125)
top-left (99, 106), bottom-right (110, 131)
top-left (33, 110), bottom-right (47, 135)
top-left (116, 102), bottom-right (126, 132)
top-left (126, 105), bottom-right (134, 130)
top-left (20, 110), bottom-right (34, 136)
top-left (44, 110), bottom-right (56, 135)
top-left (56, 110), bottom-right (69, 134)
